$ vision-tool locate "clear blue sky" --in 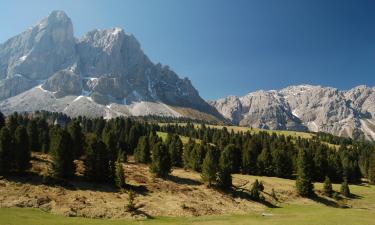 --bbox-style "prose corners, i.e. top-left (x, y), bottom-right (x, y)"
top-left (1, 0), bottom-right (375, 100)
